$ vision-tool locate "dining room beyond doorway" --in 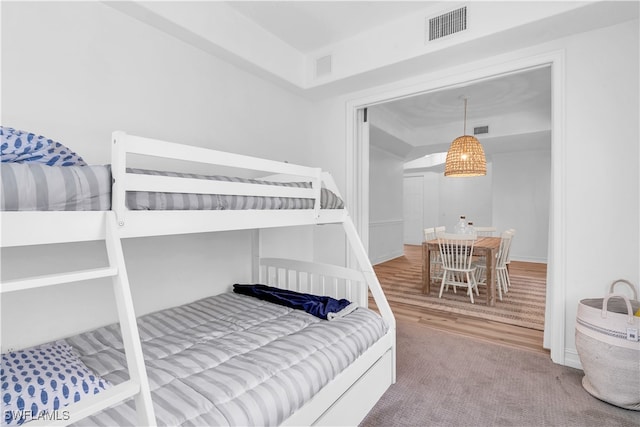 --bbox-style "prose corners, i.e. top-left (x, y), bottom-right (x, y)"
top-left (369, 245), bottom-right (547, 353)
top-left (359, 62), bottom-right (558, 359)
